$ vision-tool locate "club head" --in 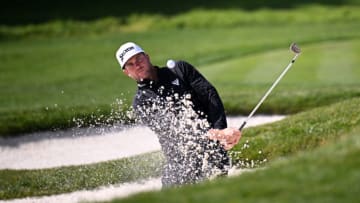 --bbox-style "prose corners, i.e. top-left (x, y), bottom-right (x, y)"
top-left (290, 43), bottom-right (301, 54)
